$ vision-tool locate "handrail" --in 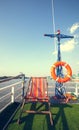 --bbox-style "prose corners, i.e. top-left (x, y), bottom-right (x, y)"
top-left (0, 92), bottom-right (11, 101)
top-left (0, 76), bottom-right (31, 130)
top-left (0, 74), bottom-right (25, 83)
top-left (48, 81), bottom-right (79, 97)
top-left (0, 78), bottom-right (26, 112)
top-left (0, 81), bottom-right (22, 91)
